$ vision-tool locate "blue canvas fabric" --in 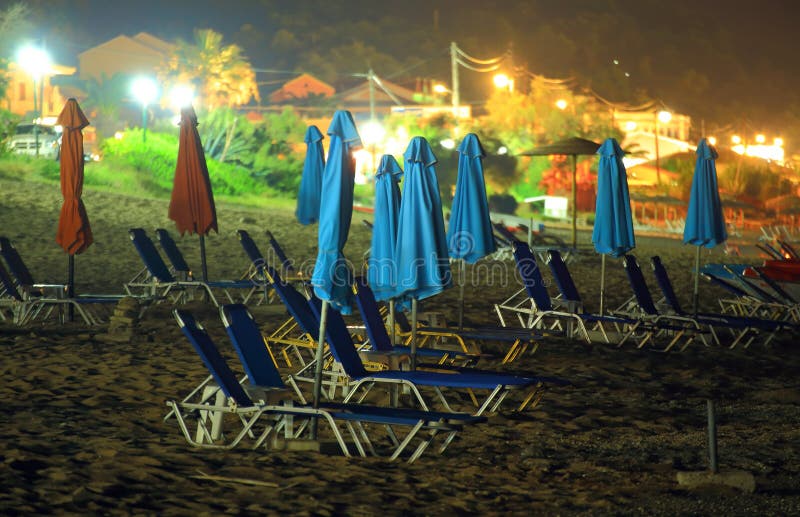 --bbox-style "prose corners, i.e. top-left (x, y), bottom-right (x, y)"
top-left (311, 111), bottom-right (362, 314)
top-left (447, 133), bottom-right (496, 263)
top-left (296, 125), bottom-right (325, 225)
top-left (684, 138), bottom-right (727, 248)
top-left (367, 154), bottom-right (403, 301)
top-left (393, 137), bottom-right (452, 304)
top-left (592, 138), bottom-right (636, 257)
